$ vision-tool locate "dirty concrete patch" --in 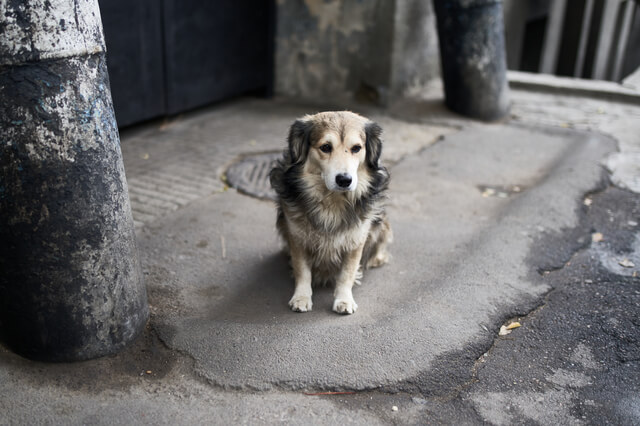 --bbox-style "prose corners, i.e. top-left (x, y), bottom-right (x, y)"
top-left (372, 117), bottom-right (455, 165)
top-left (0, 375), bottom-right (386, 426)
top-left (137, 124), bottom-right (614, 392)
top-left (604, 152), bottom-right (640, 194)
top-left (0, 324), bottom-right (181, 394)
top-left (472, 389), bottom-right (584, 425)
top-left (593, 233), bottom-right (640, 277)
